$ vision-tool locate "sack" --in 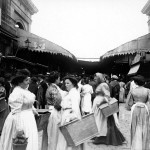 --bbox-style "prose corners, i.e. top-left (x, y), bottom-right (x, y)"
top-left (99, 98), bottom-right (119, 117)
